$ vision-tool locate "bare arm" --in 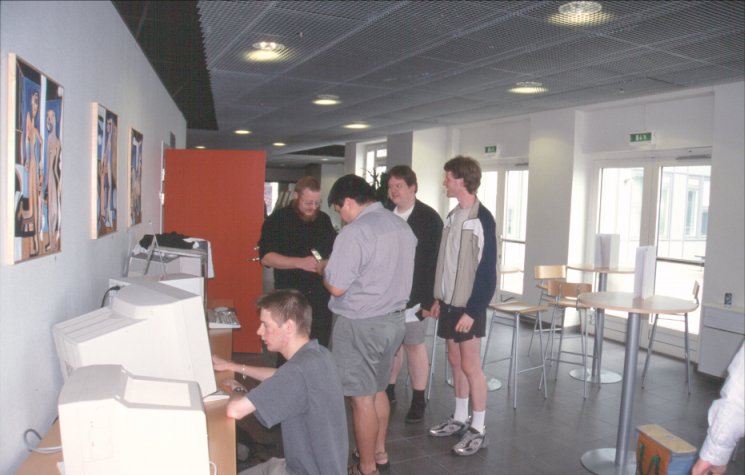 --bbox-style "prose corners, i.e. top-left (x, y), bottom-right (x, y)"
top-left (324, 279), bottom-right (346, 297)
top-left (225, 391), bottom-right (257, 419)
top-left (261, 252), bottom-right (319, 273)
top-left (212, 355), bottom-right (276, 382)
